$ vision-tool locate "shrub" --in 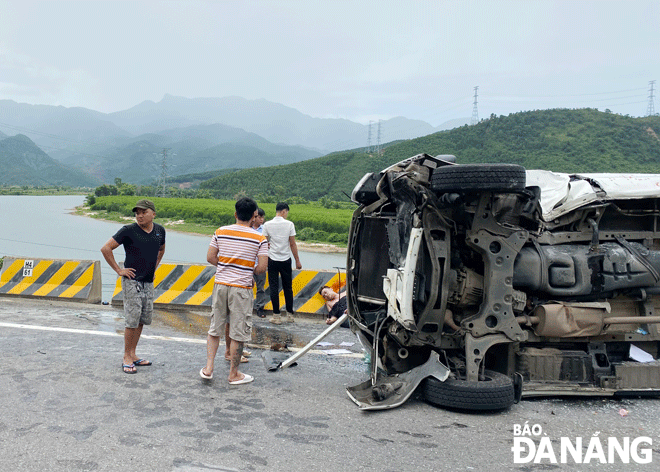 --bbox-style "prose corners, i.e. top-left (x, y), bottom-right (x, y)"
top-left (297, 227), bottom-right (315, 241)
top-left (91, 196), bottom-right (352, 245)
